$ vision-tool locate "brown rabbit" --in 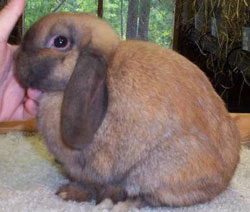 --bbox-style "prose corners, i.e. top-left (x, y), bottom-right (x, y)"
top-left (14, 12), bottom-right (241, 208)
